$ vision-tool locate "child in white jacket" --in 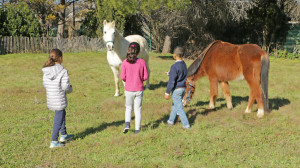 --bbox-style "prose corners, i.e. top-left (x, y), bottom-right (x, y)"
top-left (42, 49), bottom-right (73, 148)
